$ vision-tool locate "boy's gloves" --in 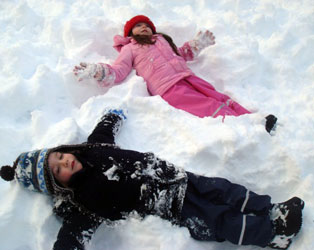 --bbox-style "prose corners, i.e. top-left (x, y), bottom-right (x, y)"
top-left (107, 109), bottom-right (127, 121)
top-left (189, 30), bottom-right (215, 56)
top-left (73, 62), bottom-right (105, 81)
